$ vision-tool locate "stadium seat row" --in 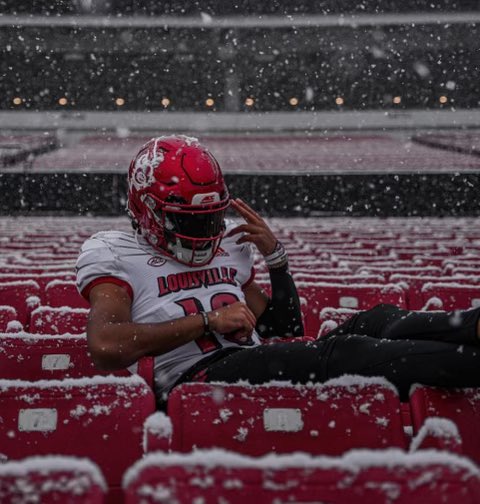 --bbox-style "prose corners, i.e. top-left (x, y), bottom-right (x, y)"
top-left (3, 448), bottom-right (480, 504)
top-left (1, 379), bottom-right (480, 503)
